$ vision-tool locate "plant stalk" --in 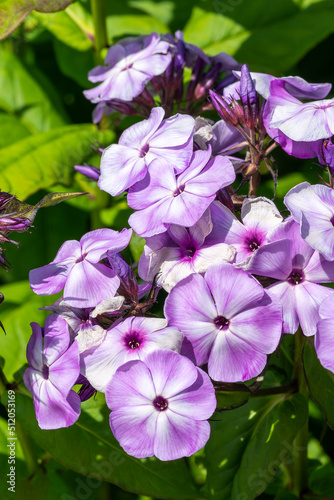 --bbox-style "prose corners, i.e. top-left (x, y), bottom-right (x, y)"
top-left (292, 329), bottom-right (309, 498)
top-left (91, 0), bottom-right (108, 63)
